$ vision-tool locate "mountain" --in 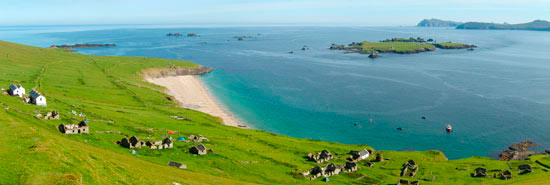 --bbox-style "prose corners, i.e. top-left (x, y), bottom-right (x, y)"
top-left (456, 20), bottom-right (550, 31)
top-left (417, 18), bottom-right (463, 27)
